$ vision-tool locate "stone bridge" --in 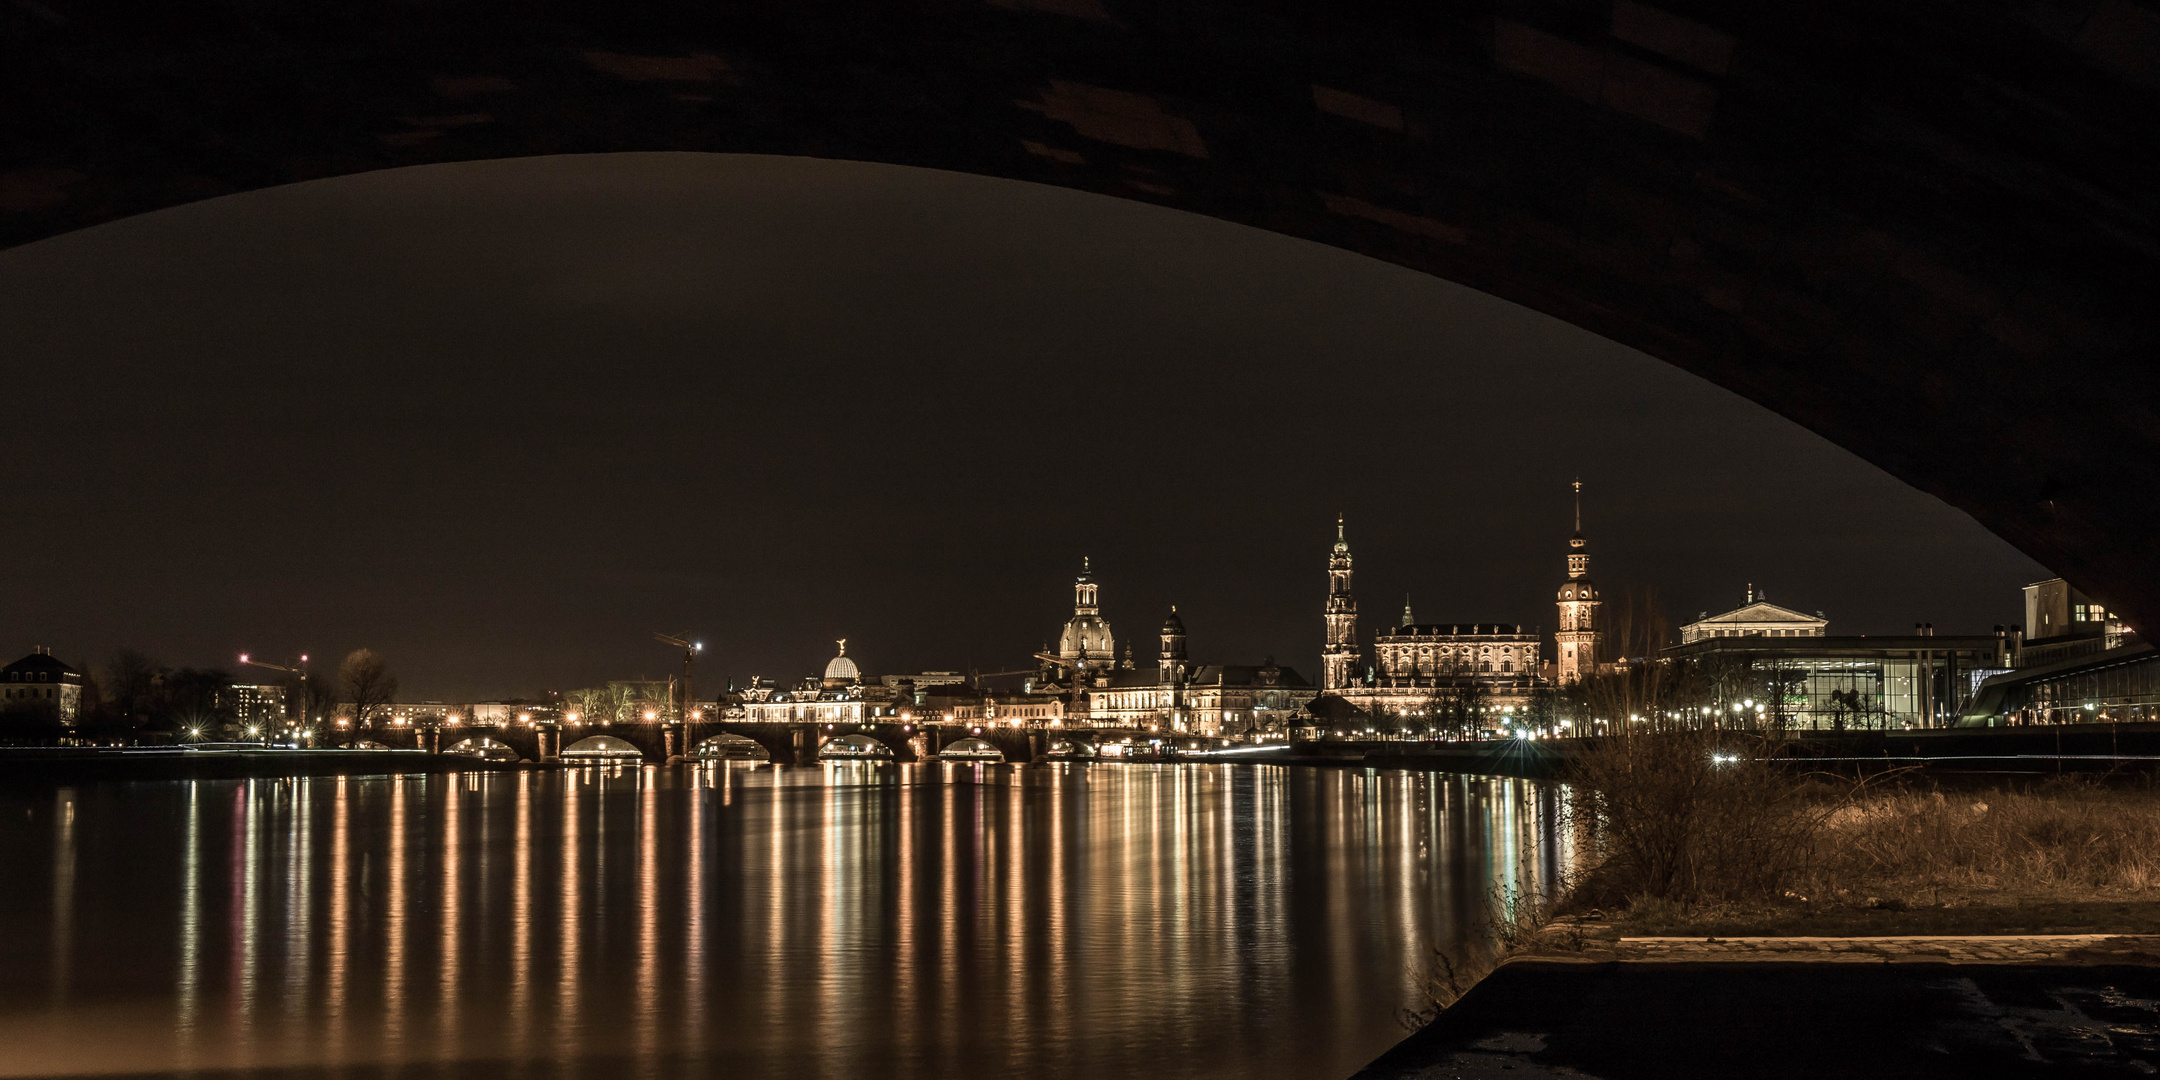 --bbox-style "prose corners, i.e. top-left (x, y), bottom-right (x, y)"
top-left (352, 720), bottom-right (1215, 765)
top-left (13, 0), bottom-right (2156, 627)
